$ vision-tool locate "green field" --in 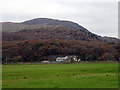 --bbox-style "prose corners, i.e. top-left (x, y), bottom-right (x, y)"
top-left (2, 63), bottom-right (118, 88)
